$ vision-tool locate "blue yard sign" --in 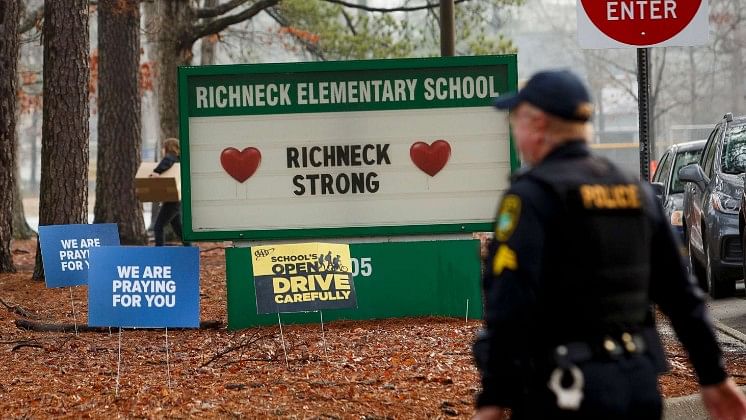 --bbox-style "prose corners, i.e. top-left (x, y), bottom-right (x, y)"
top-left (38, 224), bottom-right (120, 288)
top-left (87, 246), bottom-right (200, 328)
